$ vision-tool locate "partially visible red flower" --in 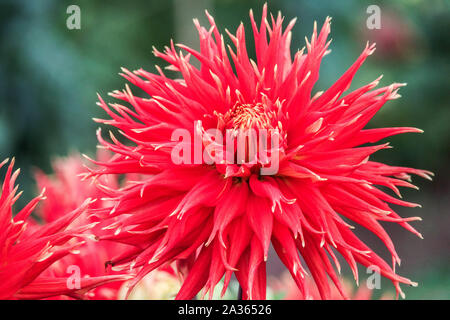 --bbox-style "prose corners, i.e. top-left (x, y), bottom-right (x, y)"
top-left (34, 153), bottom-right (133, 299)
top-left (0, 158), bottom-right (125, 300)
top-left (87, 5), bottom-right (432, 300)
top-left (35, 152), bottom-right (118, 222)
